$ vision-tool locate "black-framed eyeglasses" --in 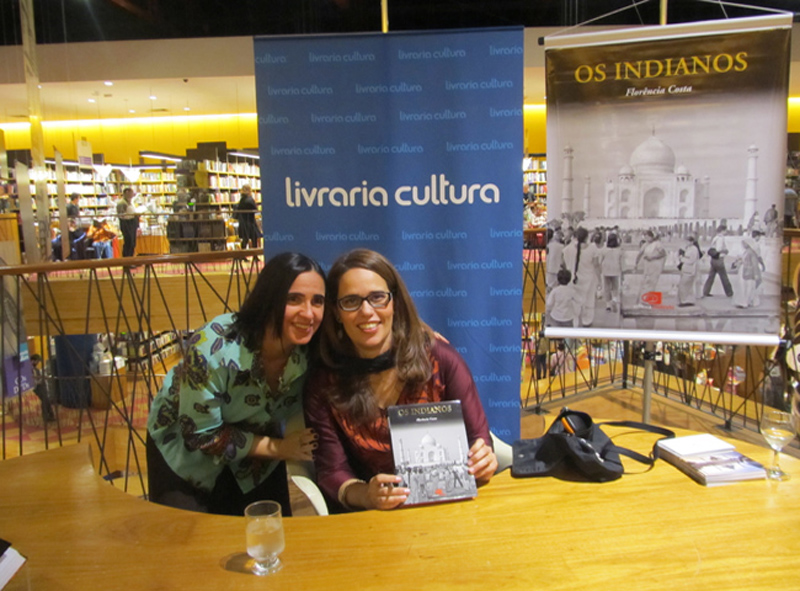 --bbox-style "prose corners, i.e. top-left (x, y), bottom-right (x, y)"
top-left (337, 291), bottom-right (393, 312)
